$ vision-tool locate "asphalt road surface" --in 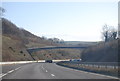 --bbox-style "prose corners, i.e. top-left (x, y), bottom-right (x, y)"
top-left (1, 63), bottom-right (118, 79)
